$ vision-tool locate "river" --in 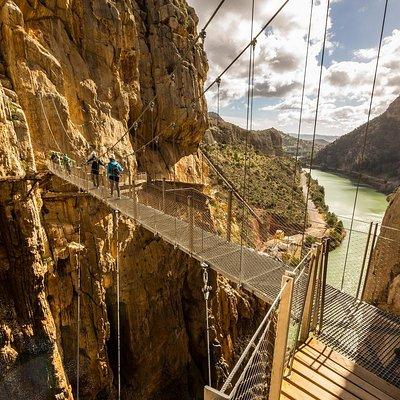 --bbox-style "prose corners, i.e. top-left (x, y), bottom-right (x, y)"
top-left (309, 169), bottom-right (388, 295)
